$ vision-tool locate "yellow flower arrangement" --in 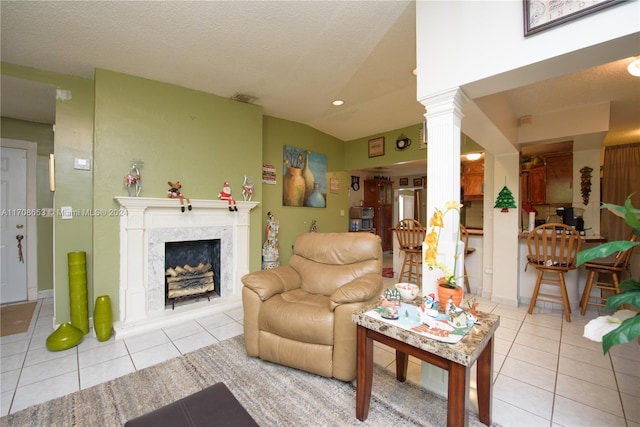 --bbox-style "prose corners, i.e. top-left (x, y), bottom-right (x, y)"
top-left (424, 201), bottom-right (464, 289)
